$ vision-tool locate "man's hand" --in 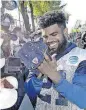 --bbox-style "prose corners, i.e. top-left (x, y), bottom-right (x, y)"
top-left (38, 54), bottom-right (61, 84)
